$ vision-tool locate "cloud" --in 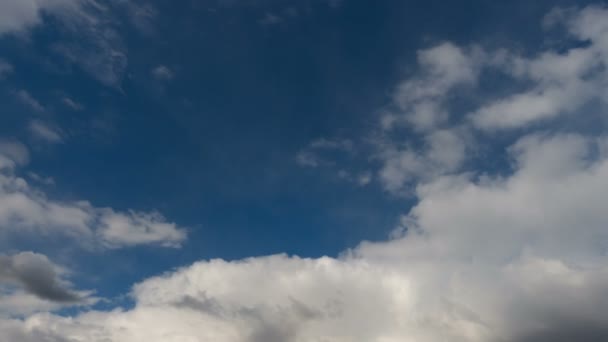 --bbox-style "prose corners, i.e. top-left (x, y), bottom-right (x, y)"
top-left (0, 59), bottom-right (13, 78)
top-left (27, 120), bottom-right (64, 144)
top-left (61, 97), bottom-right (83, 111)
top-left (0, 0), bottom-right (133, 88)
top-left (377, 127), bottom-right (469, 193)
top-left (98, 209), bottom-right (188, 249)
top-left (0, 0), bottom-right (77, 35)
top-left (296, 138), bottom-right (355, 168)
top-left (258, 12), bottom-right (283, 26)
top-left (296, 138), bottom-right (367, 184)
top-left (382, 42), bottom-right (483, 132)
top-left (0, 252), bottom-right (98, 317)
top-left (125, 1), bottom-right (158, 34)
top-left (1, 131), bottom-right (608, 340)
top-left (53, 3), bottom-right (129, 88)
top-left (15, 90), bottom-right (45, 113)
top-left (0, 143), bottom-right (187, 248)
top-left (0, 252), bottom-right (82, 303)
top-left (27, 172), bottom-right (55, 186)
top-left (2, 4), bottom-right (608, 342)
top-left (294, 150), bottom-right (320, 167)
top-left (151, 65), bottom-right (174, 81)
top-left (327, 0), bottom-right (343, 9)
top-left (299, 4), bottom-right (608, 195)
top-left (0, 140), bottom-right (29, 166)
top-left (358, 4), bottom-right (608, 194)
